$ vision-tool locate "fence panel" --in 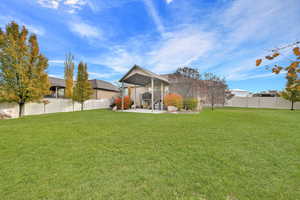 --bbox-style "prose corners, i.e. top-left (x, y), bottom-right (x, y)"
top-left (0, 98), bottom-right (112, 118)
top-left (225, 97), bottom-right (300, 109)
